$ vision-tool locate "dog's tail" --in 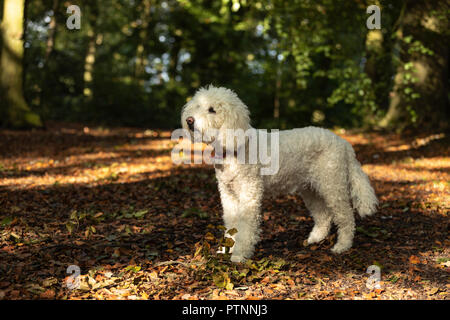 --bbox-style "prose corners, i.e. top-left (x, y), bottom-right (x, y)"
top-left (346, 144), bottom-right (378, 217)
